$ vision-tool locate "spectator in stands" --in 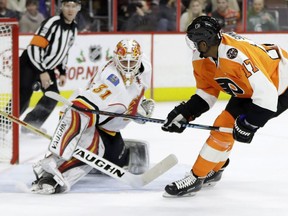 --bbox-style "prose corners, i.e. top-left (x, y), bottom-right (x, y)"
top-left (208, 0), bottom-right (240, 13)
top-left (38, 0), bottom-right (49, 18)
top-left (180, 0), bottom-right (206, 32)
top-left (190, 0), bottom-right (214, 14)
top-left (117, 1), bottom-right (131, 31)
top-left (209, 0), bottom-right (241, 32)
top-left (203, 0), bottom-right (213, 14)
top-left (247, 0), bottom-right (279, 32)
top-left (157, 0), bottom-right (177, 31)
top-left (19, 0), bottom-right (45, 33)
top-left (124, 0), bottom-right (157, 31)
top-left (0, 0), bottom-right (20, 19)
top-left (152, 0), bottom-right (160, 5)
top-left (150, 0), bottom-right (160, 15)
top-left (75, 6), bottom-right (92, 32)
top-left (7, 0), bottom-right (26, 17)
